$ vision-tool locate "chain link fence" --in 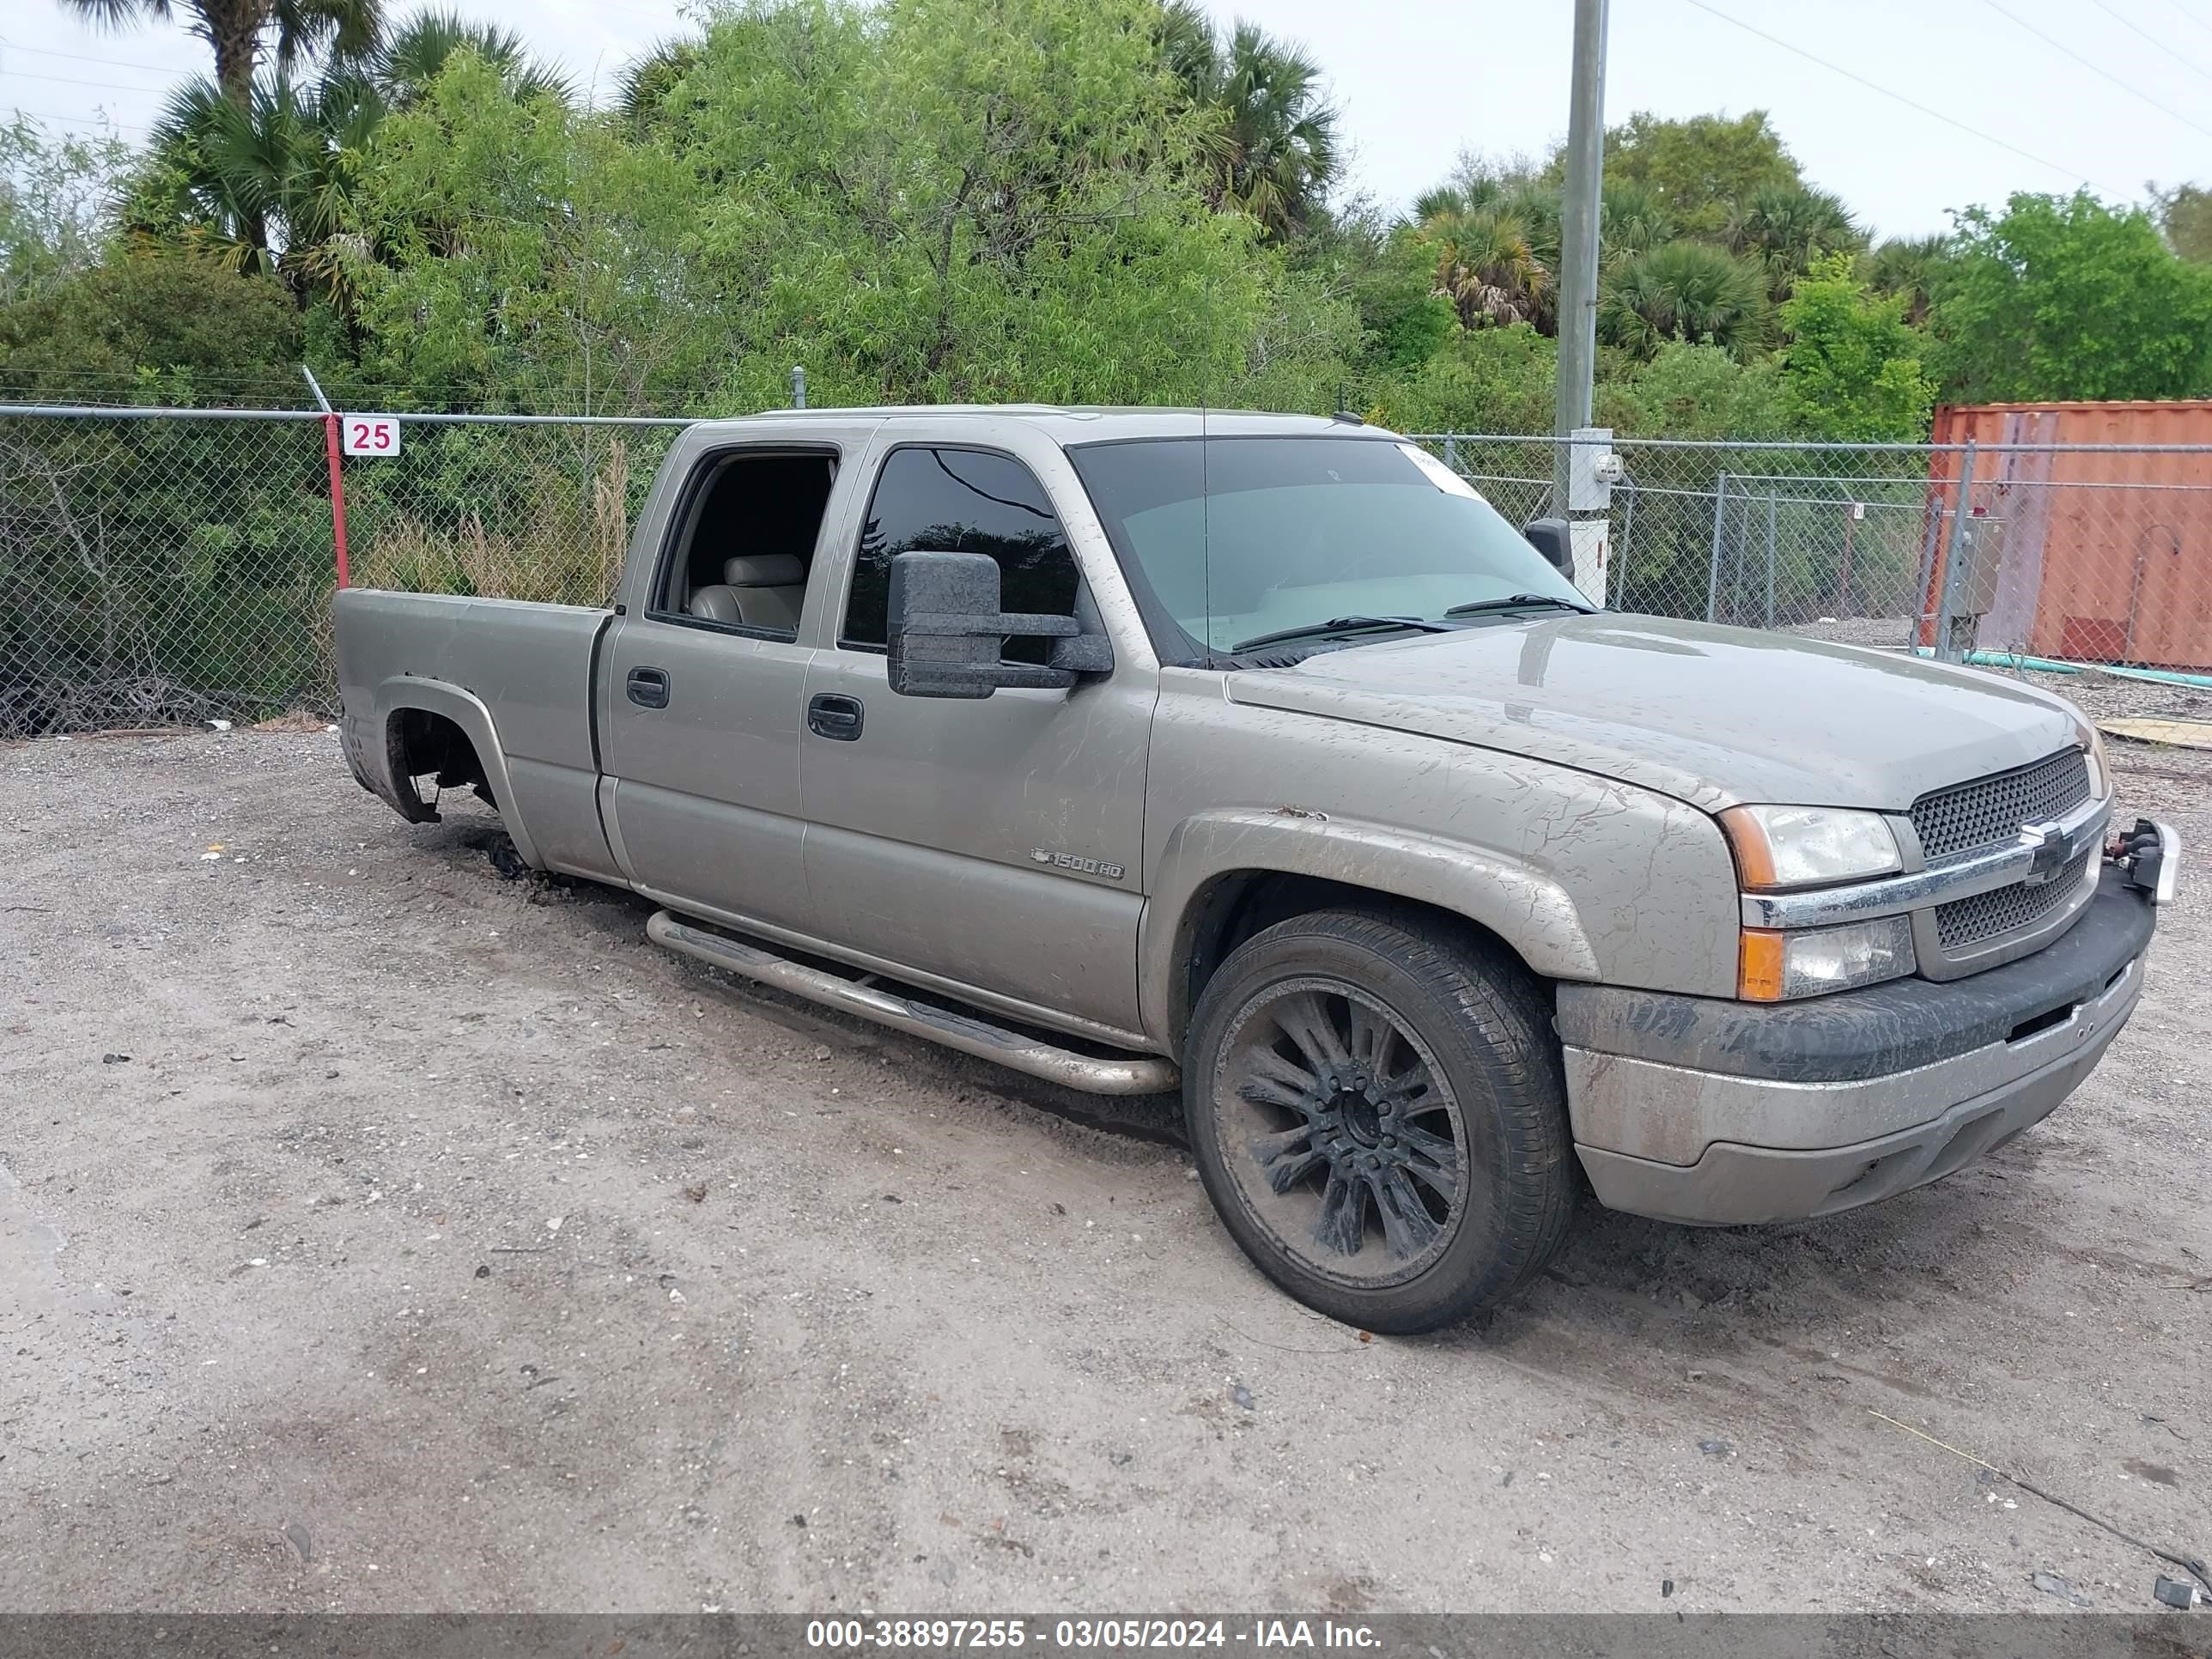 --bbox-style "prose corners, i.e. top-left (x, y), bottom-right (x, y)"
top-left (0, 406), bottom-right (687, 738)
top-left (5, 406), bottom-right (2209, 739)
top-left (1413, 434), bottom-right (2212, 684)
